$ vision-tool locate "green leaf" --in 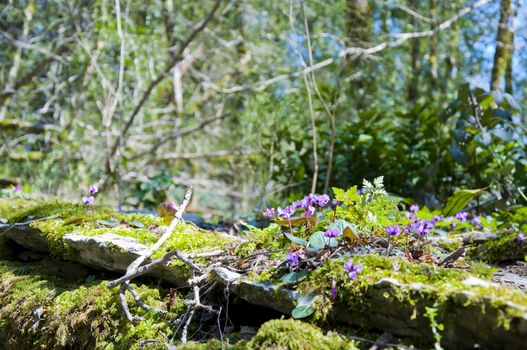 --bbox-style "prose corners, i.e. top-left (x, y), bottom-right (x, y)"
top-left (443, 188), bottom-right (485, 216)
top-left (129, 221), bottom-right (145, 228)
top-left (291, 294), bottom-right (320, 319)
top-left (284, 232), bottom-right (308, 246)
top-left (97, 218), bottom-right (120, 227)
top-left (280, 270), bottom-right (308, 285)
top-left (291, 304), bottom-right (315, 319)
top-left (307, 231), bottom-right (337, 253)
